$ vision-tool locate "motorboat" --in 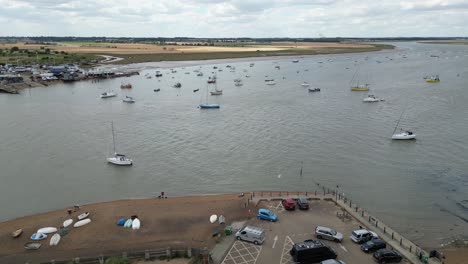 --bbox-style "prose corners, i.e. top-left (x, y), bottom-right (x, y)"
top-left (308, 88), bottom-right (321, 92)
top-left (11, 229), bottom-right (23, 238)
top-left (100, 92), bottom-right (117, 98)
top-left (199, 104), bottom-right (220, 109)
top-left (392, 130), bottom-right (416, 140)
top-left (292, 60), bottom-right (299, 63)
top-left (301, 82), bottom-right (310, 87)
top-left (197, 72), bottom-right (203, 76)
top-left (193, 88), bottom-right (200, 92)
top-left (120, 83), bottom-right (132, 89)
top-left (249, 63), bottom-right (255, 67)
top-left (154, 88), bottom-right (160, 92)
top-left (266, 80), bottom-right (276, 85)
top-left (155, 71), bottom-right (163, 77)
top-left (122, 96), bottom-right (135, 103)
top-left (211, 90), bottom-right (223, 95)
top-left (425, 75), bottom-right (440, 83)
top-left (173, 82), bottom-right (182, 88)
top-left (363, 95), bottom-right (383, 102)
